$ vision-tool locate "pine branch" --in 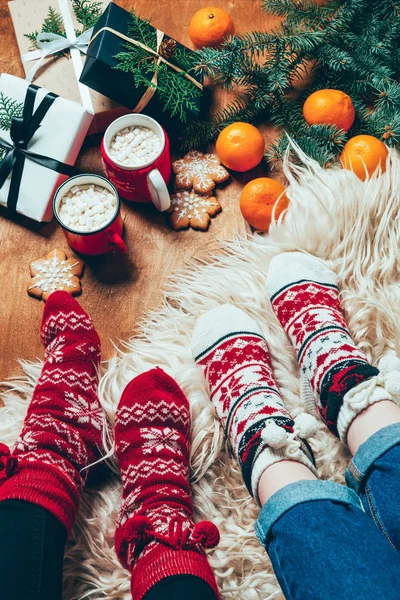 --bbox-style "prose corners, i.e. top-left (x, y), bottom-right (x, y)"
top-left (126, 10), bottom-right (156, 50)
top-left (114, 10), bottom-right (201, 123)
top-left (42, 6), bottom-right (64, 36)
top-left (156, 64), bottom-right (201, 122)
top-left (72, 0), bottom-right (102, 30)
top-left (25, 1), bottom-right (102, 51)
top-left (0, 92), bottom-right (23, 131)
top-left (0, 93), bottom-right (24, 164)
top-left (182, 0), bottom-right (399, 161)
top-left (25, 7), bottom-right (64, 50)
top-left (180, 95), bottom-right (263, 150)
